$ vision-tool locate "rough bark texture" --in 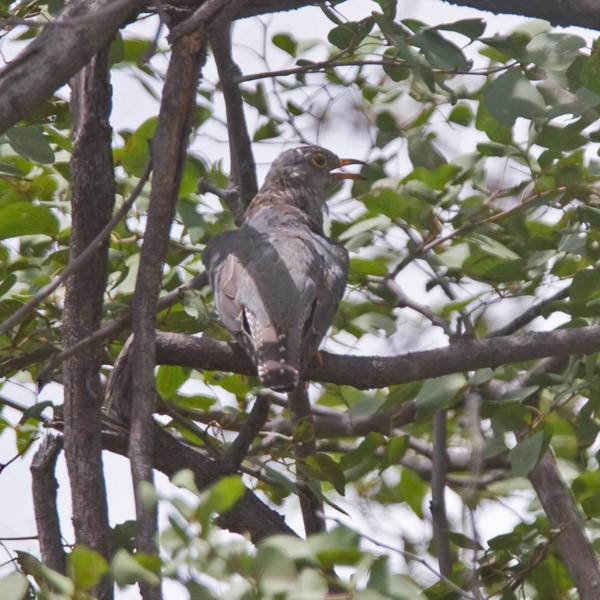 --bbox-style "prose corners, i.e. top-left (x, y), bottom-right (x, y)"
top-left (153, 325), bottom-right (600, 389)
top-left (128, 22), bottom-right (208, 599)
top-left (30, 435), bottom-right (66, 576)
top-left (528, 452), bottom-right (600, 600)
top-left (444, 0), bottom-right (600, 31)
top-left (62, 49), bottom-right (115, 600)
